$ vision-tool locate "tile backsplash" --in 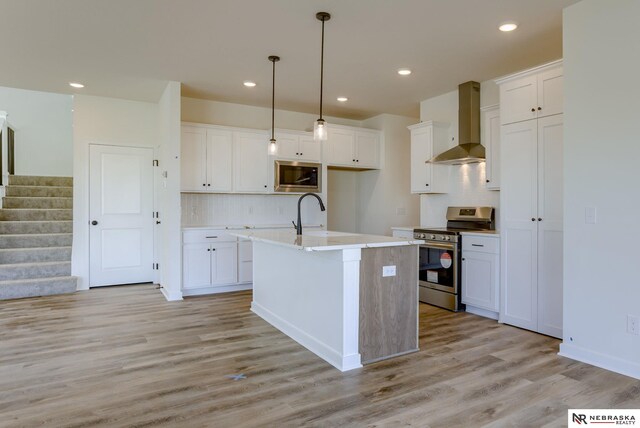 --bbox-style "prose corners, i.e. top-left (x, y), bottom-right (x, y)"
top-left (181, 193), bottom-right (327, 227)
